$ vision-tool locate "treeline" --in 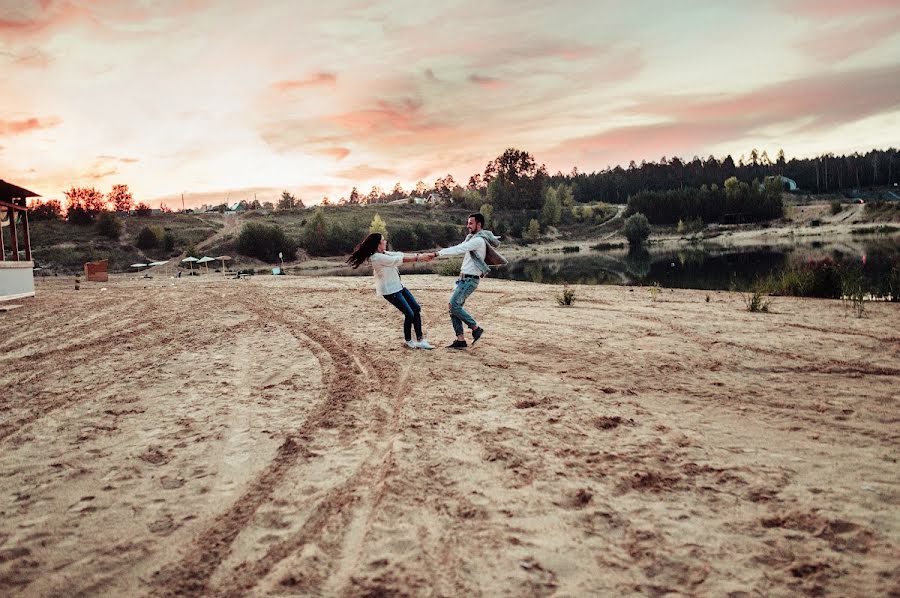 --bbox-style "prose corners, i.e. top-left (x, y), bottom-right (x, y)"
top-left (547, 148), bottom-right (899, 204)
top-left (235, 209), bottom-right (467, 262)
top-left (625, 177), bottom-right (785, 225)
